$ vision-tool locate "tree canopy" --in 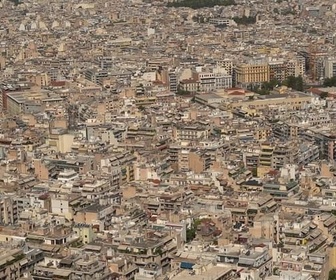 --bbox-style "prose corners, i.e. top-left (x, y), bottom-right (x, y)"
top-left (233, 16), bottom-right (256, 25)
top-left (249, 76), bottom-right (304, 95)
top-left (282, 76), bottom-right (304, 91)
top-left (329, 269), bottom-right (336, 280)
top-left (324, 77), bottom-right (336, 87)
